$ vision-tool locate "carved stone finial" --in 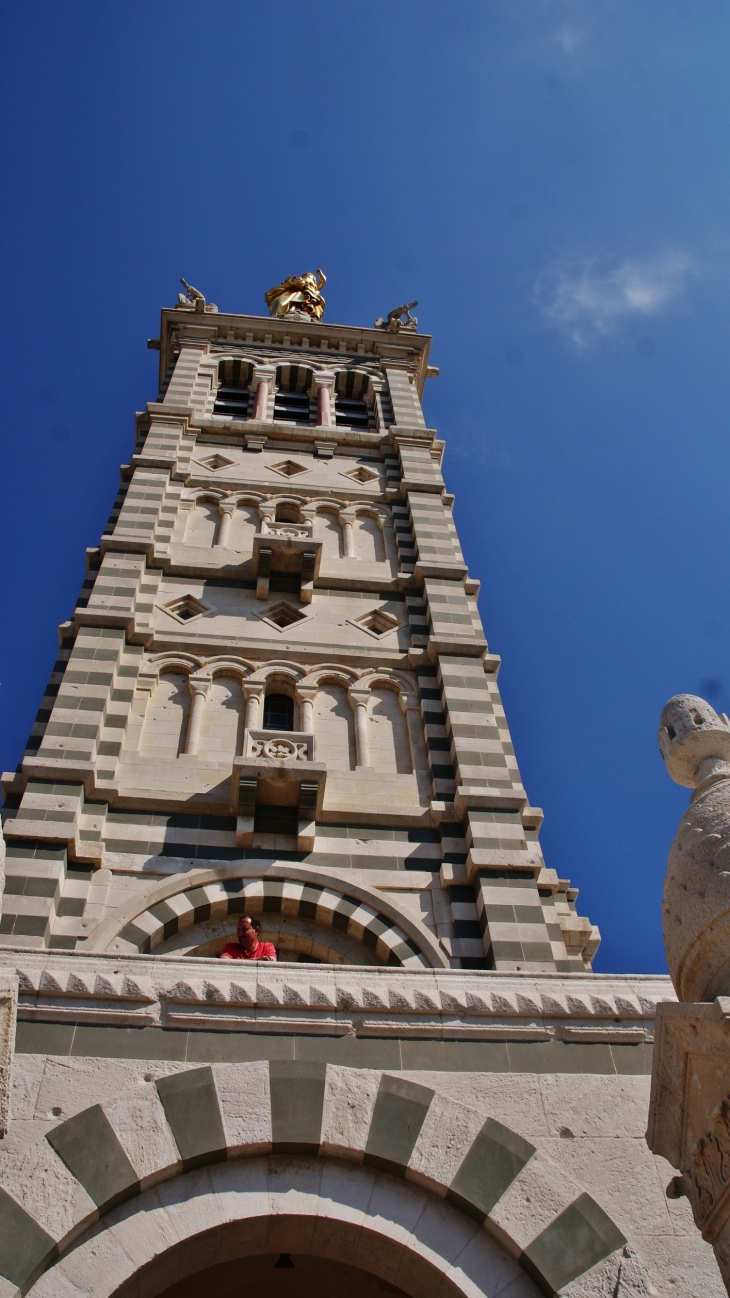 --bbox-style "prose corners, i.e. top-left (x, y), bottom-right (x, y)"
top-left (659, 694), bottom-right (730, 790)
top-left (659, 694), bottom-right (730, 1001)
